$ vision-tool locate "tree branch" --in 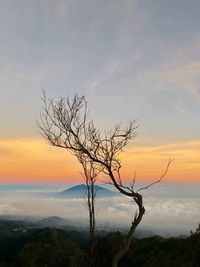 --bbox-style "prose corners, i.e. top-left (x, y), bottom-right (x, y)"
top-left (137, 158), bottom-right (174, 193)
